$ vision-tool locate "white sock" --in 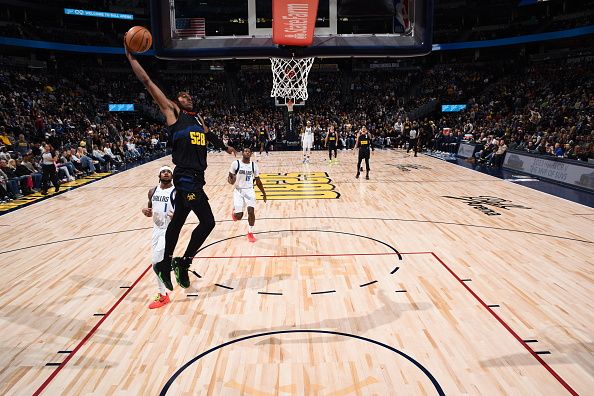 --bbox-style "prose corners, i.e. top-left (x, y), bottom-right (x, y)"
top-left (156, 275), bottom-right (167, 295)
top-left (248, 225), bottom-right (254, 233)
